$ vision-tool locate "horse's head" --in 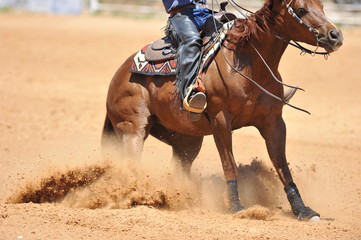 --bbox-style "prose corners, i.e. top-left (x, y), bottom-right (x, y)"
top-left (275, 0), bottom-right (343, 52)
